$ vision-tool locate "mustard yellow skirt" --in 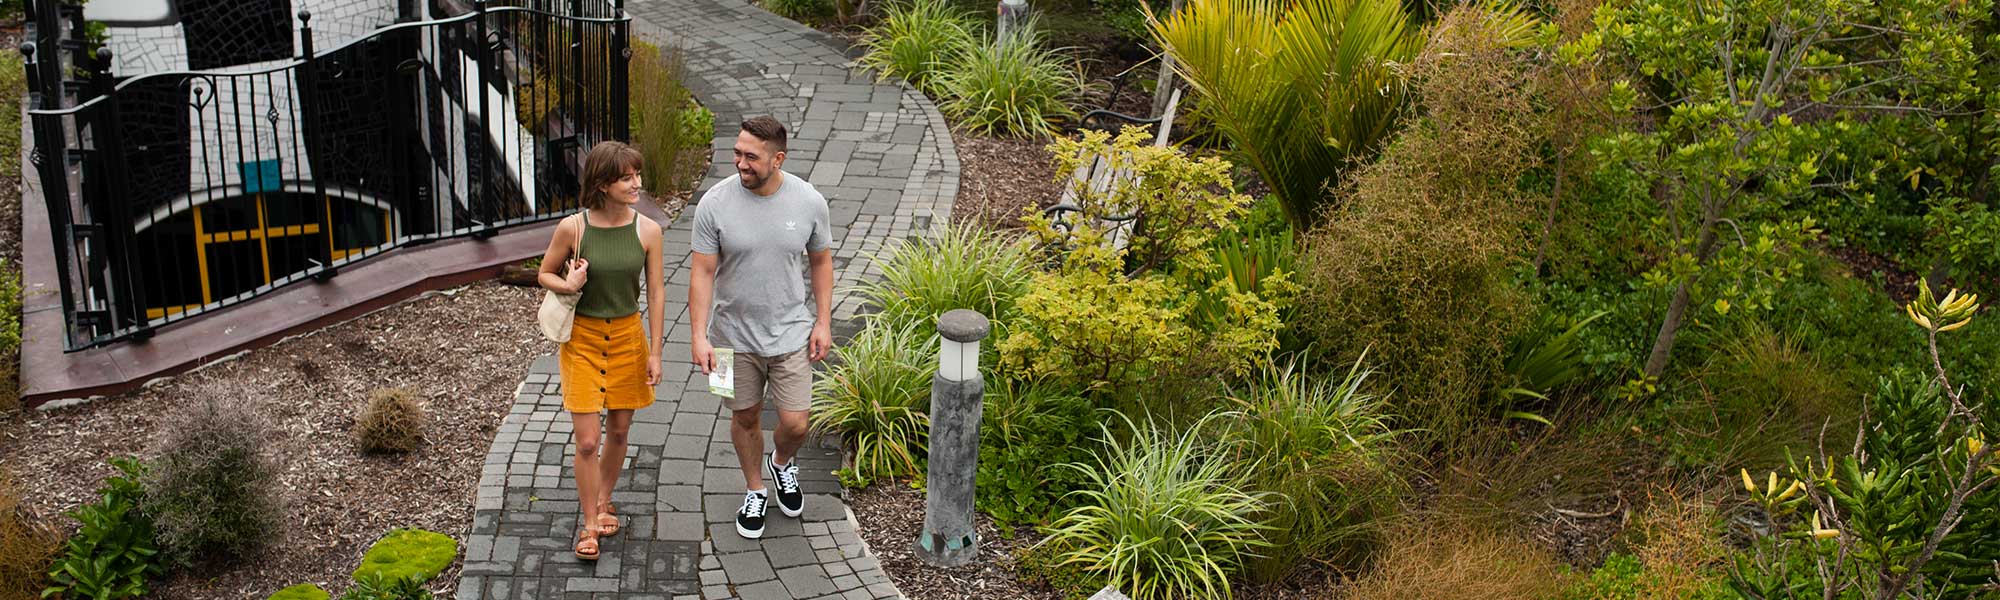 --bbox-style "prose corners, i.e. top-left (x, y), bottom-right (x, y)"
top-left (560, 312), bottom-right (655, 413)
